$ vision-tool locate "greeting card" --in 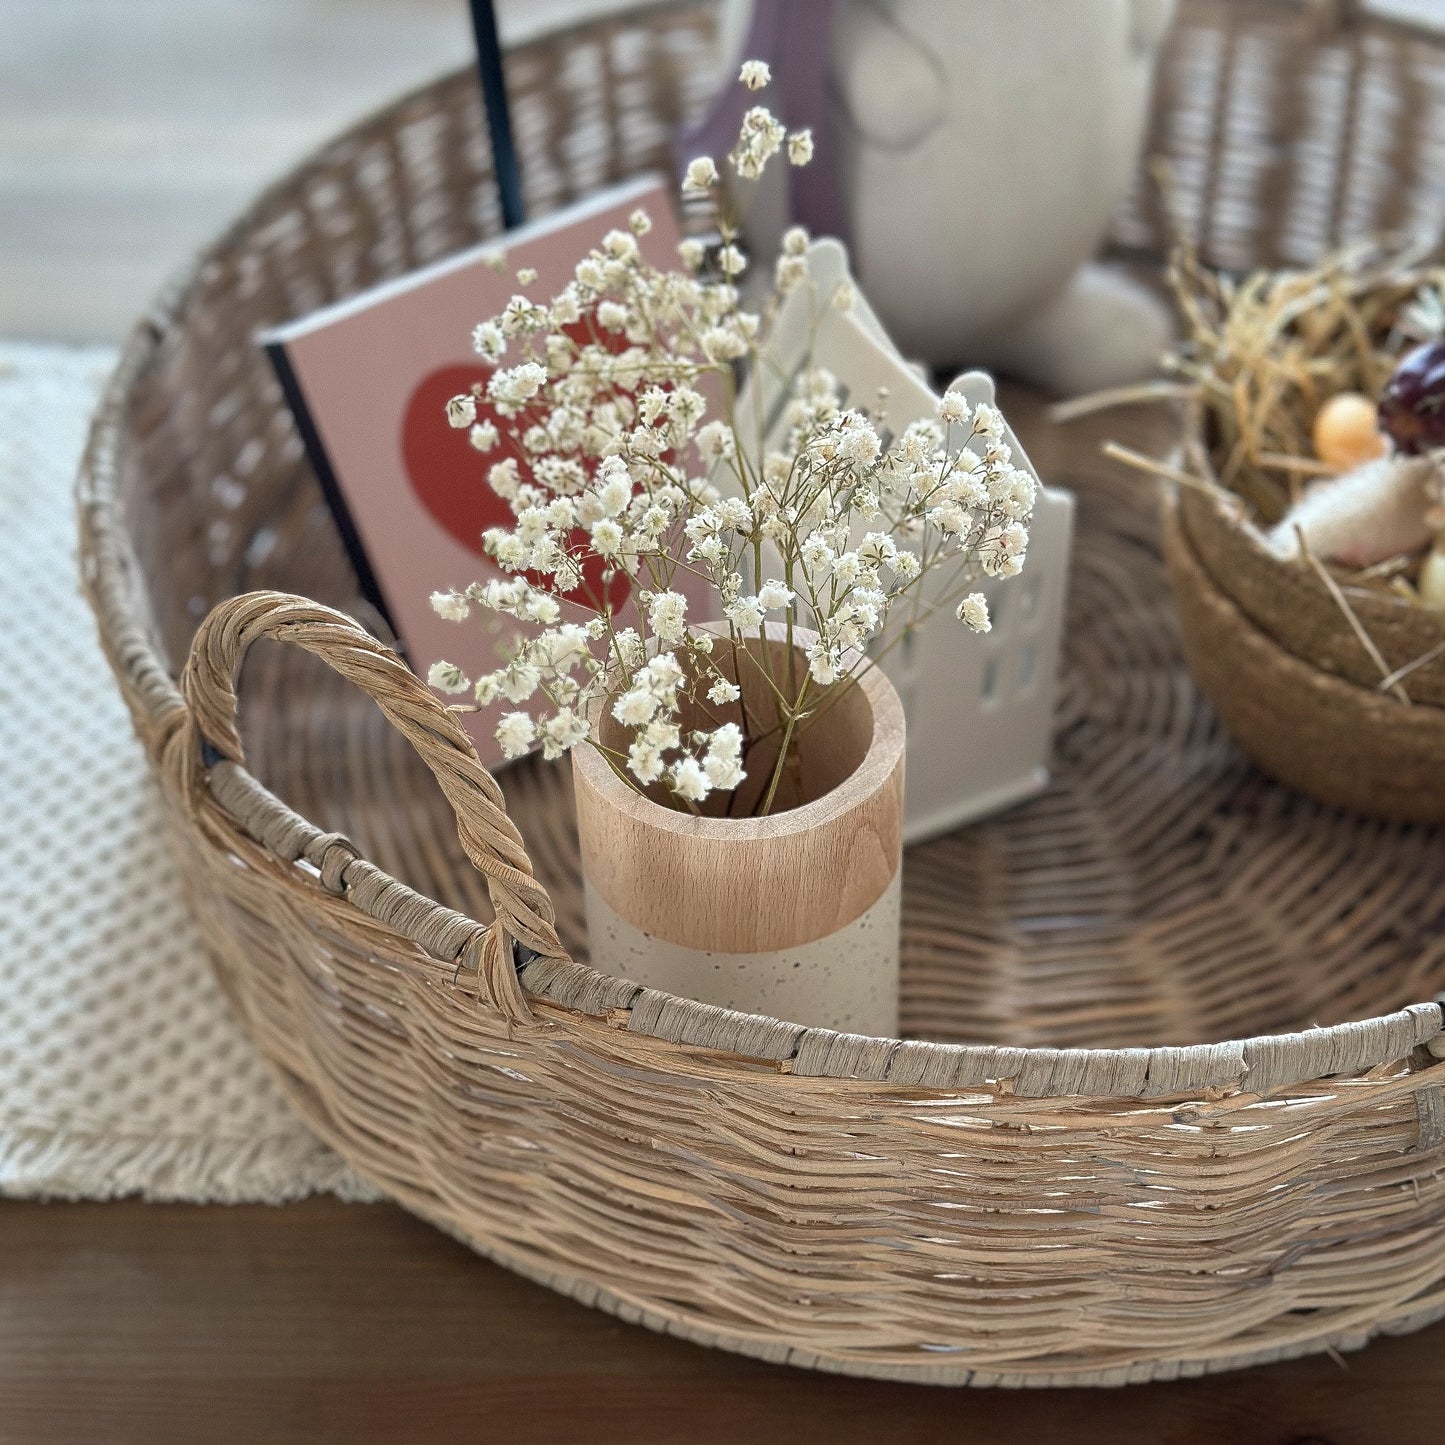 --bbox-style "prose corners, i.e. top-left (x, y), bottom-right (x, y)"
top-left (263, 175), bottom-right (682, 768)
